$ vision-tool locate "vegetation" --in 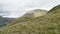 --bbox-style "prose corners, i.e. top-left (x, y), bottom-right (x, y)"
top-left (0, 5), bottom-right (60, 34)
